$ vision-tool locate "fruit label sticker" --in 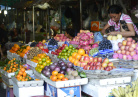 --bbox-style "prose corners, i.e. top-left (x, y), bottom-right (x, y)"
top-left (57, 86), bottom-right (80, 97)
top-left (46, 84), bottom-right (57, 97)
